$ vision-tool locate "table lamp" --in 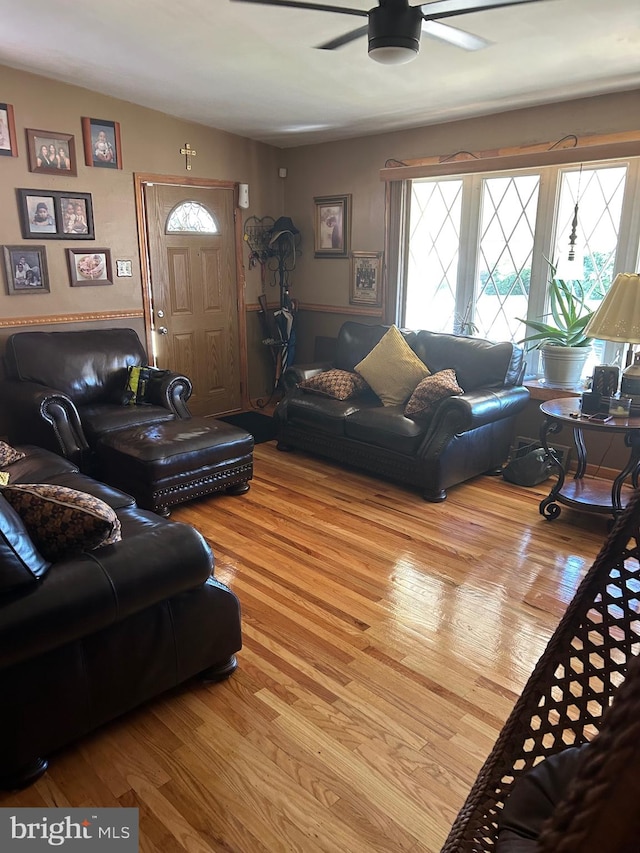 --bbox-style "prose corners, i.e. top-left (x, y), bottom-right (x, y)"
top-left (584, 272), bottom-right (640, 404)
